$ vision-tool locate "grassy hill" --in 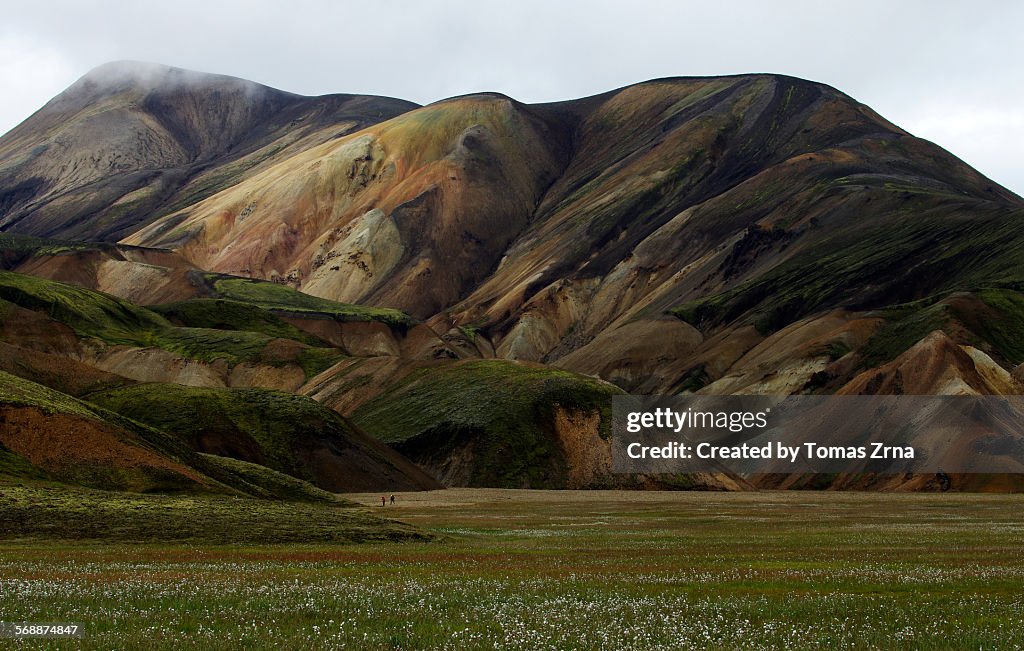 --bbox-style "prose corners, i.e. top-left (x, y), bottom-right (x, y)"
top-left (199, 275), bottom-right (414, 329)
top-left (0, 369), bottom-right (217, 492)
top-left (88, 383), bottom-right (440, 492)
top-left (0, 368), bottom-right (438, 500)
top-left (353, 360), bottom-right (622, 488)
top-left (0, 270), bottom-right (346, 379)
